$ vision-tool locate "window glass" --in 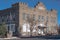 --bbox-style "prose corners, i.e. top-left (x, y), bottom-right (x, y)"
top-left (46, 16), bottom-right (48, 22)
top-left (22, 23), bottom-right (30, 32)
top-left (11, 24), bottom-right (15, 32)
top-left (50, 17), bottom-right (53, 22)
top-left (38, 15), bottom-right (40, 22)
top-left (13, 14), bottom-right (15, 21)
top-left (53, 17), bottom-right (56, 23)
top-left (50, 17), bottom-right (56, 23)
top-left (41, 16), bottom-right (44, 22)
top-left (22, 23), bottom-right (27, 32)
top-left (27, 14), bottom-right (30, 19)
top-left (22, 13), bottom-right (27, 20)
top-left (7, 24), bottom-right (15, 32)
top-left (33, 15), bottom-right (35, 21)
